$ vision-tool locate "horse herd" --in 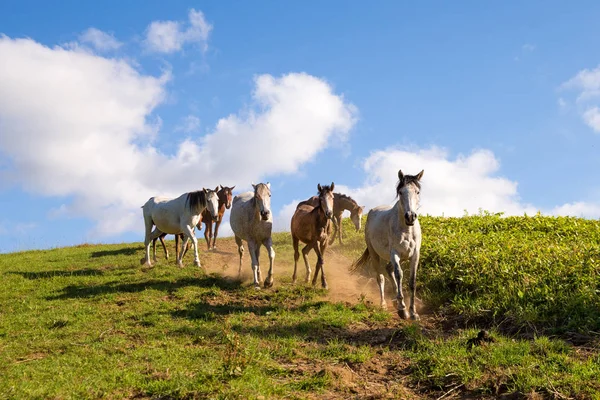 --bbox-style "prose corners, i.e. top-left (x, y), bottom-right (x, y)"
top-left (141, 169), bottom-right (424, 320)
